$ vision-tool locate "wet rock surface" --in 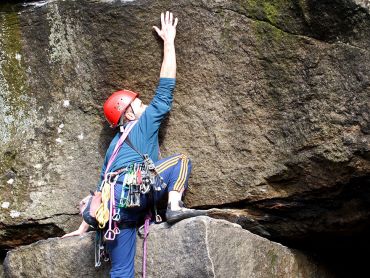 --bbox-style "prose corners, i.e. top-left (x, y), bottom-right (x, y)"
top-left (4, 217), bottom-right (331, 278)
top-left (0, 0), bottom-right (369, 277)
